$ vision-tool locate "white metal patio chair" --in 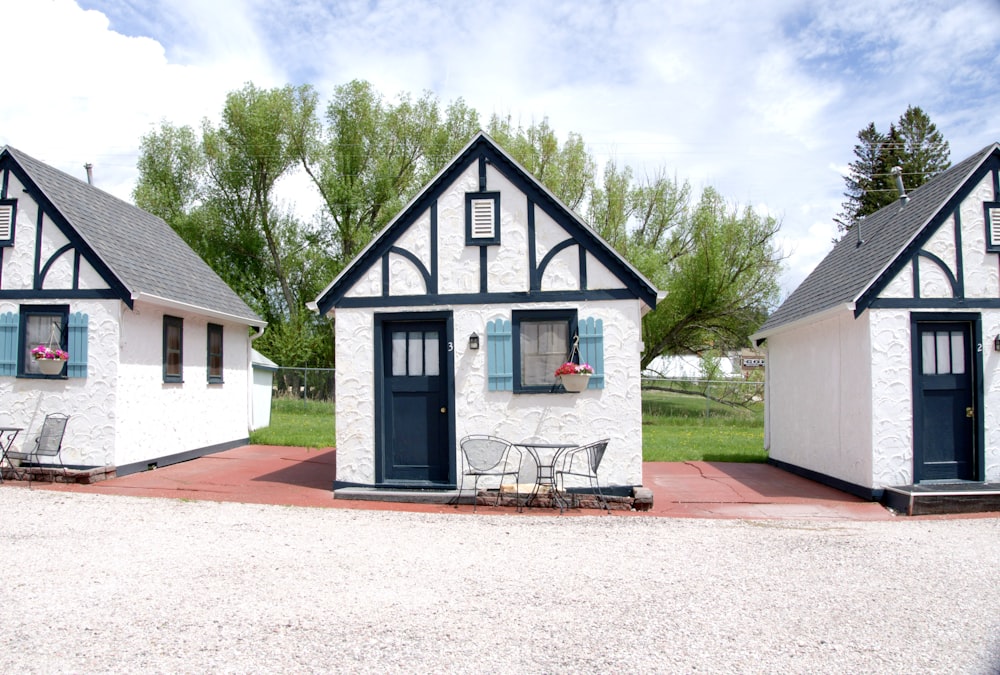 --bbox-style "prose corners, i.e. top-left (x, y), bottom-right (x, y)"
top-left (555, 438), bottom-right (611, 512)
top-left (457, 435), bottom-right (523, 511)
